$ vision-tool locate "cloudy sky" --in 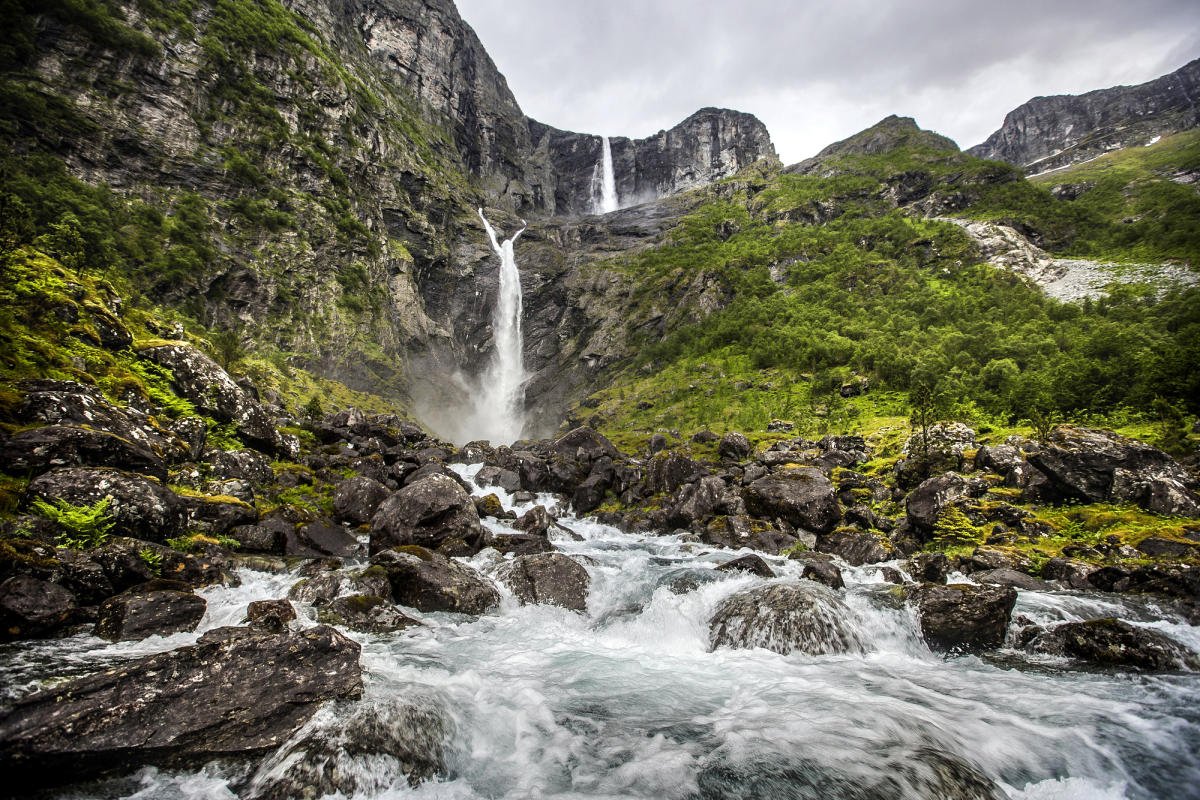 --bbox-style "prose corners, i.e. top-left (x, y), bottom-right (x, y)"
top-left (455, 0), bottom-right (1200, 164)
